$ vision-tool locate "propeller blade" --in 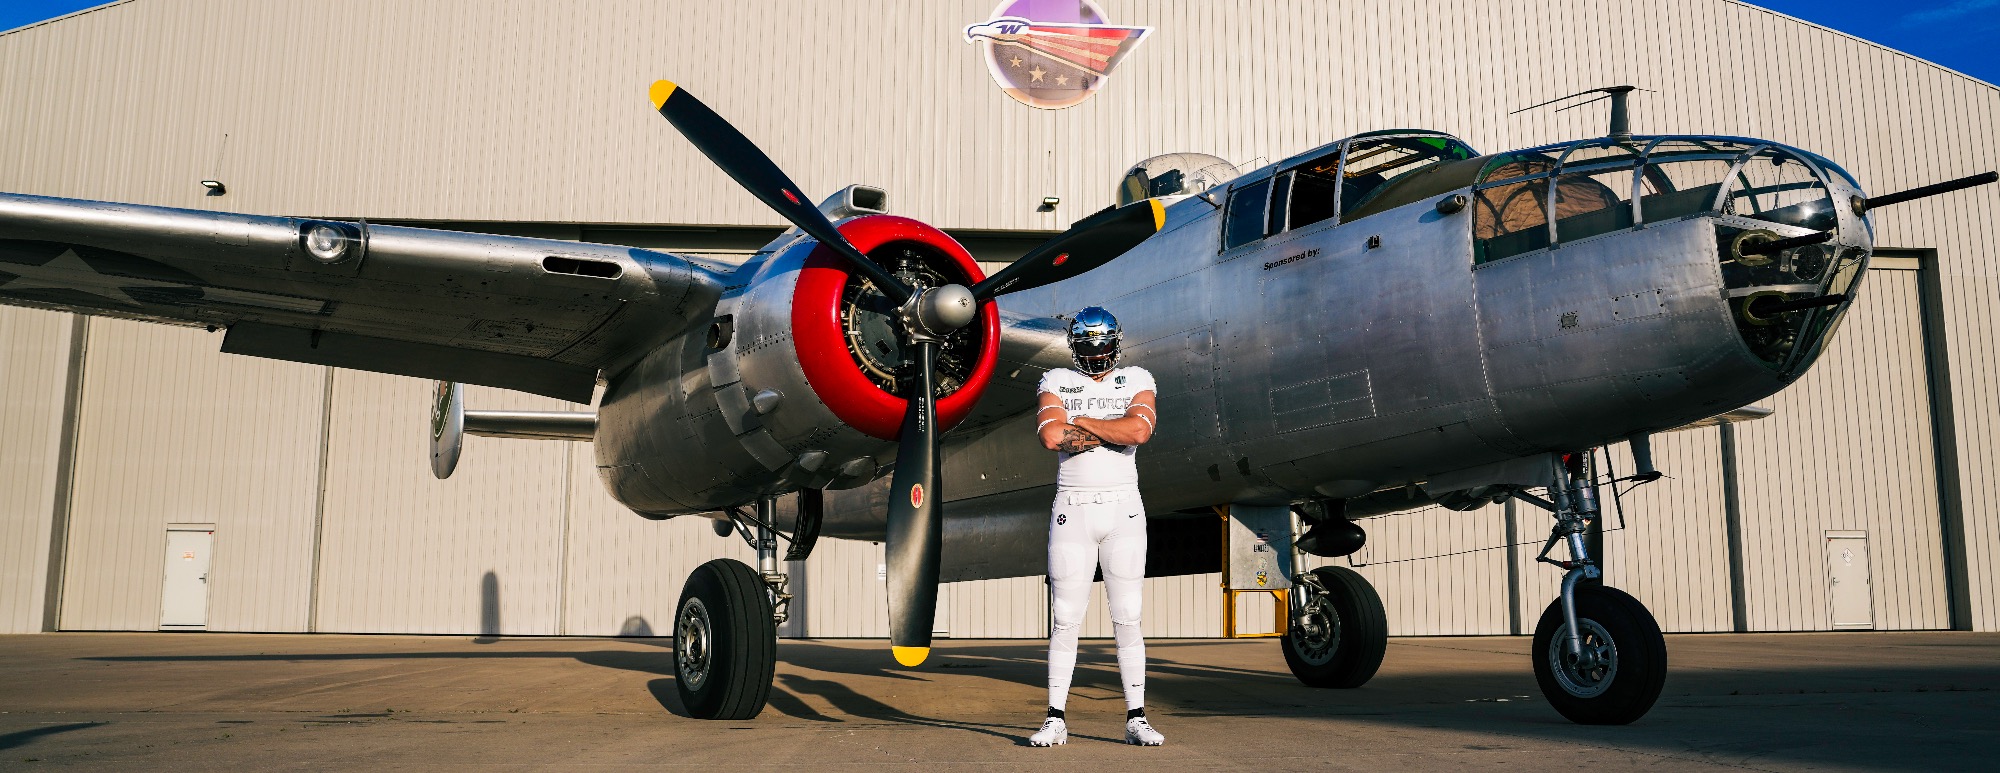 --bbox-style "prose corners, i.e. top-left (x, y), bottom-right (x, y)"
top-left (970, 198), bottom-right (1166, 301)
top-left (882, 341), bottom-right (944, 666)
top-left (649, 80), bottom-right (912, 303)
